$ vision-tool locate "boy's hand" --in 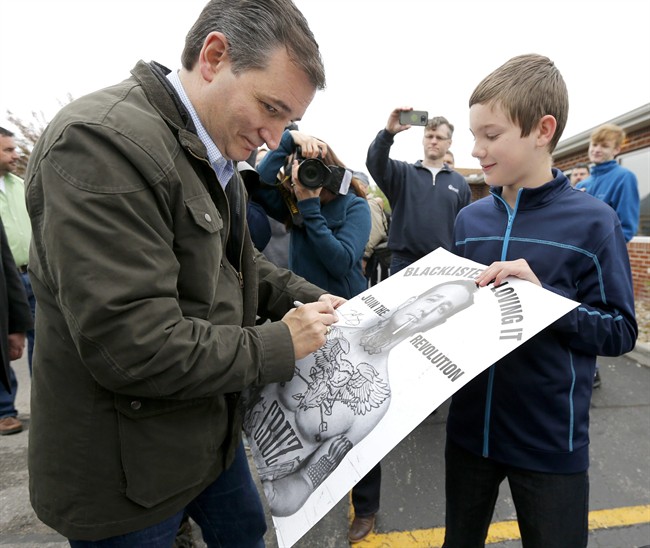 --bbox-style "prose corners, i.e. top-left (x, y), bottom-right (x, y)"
top-left (475, 259), bottom-right (541, 288)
